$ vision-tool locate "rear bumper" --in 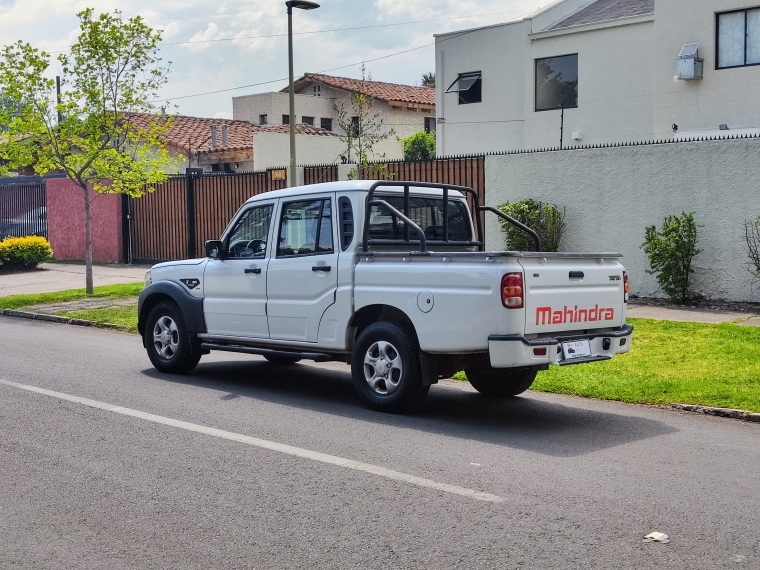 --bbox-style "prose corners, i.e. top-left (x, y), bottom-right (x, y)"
top-left (487, 324), bottom-right (633, 368)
